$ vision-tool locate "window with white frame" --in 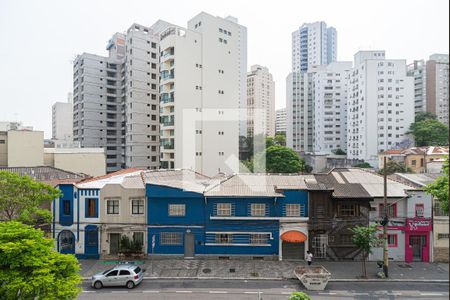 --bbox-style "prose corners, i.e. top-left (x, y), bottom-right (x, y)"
top-left (160, 232), bottom-right (182, 245)
top-left (215, 233), bottom-right (232, 244)
top-left (250, 234), bottom-right (269, 245)
top-left (132, 199), bottom-right (144, 215)
top-left (216, 203), bottom-right (232, 216)
top-left (168, 204), bottom-right (185, 216)
top-left (250, 203), bottom-right (266, 216)
top-left (285, 204), bottom-right (303, 217)
top-left (106, 199), bottom-right (119, 214)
